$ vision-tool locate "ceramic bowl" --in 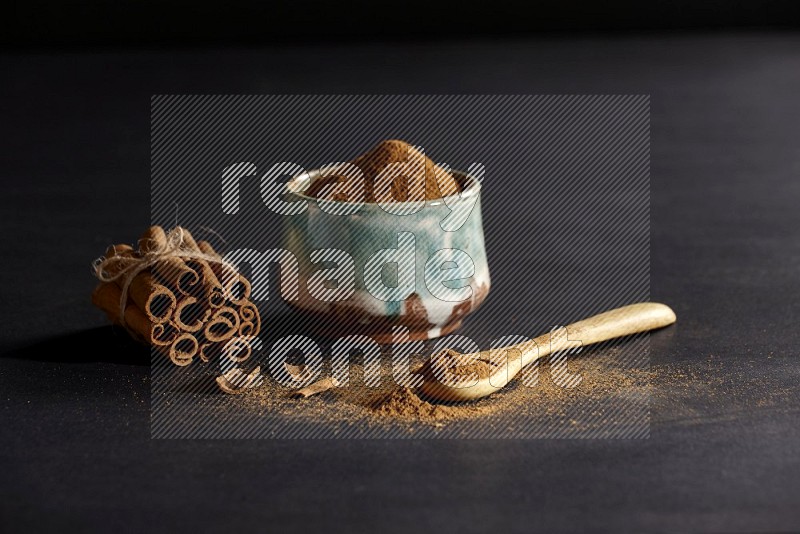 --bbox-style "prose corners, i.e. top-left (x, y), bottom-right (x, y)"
top-left (282, 169), bottom-right (490, 342)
